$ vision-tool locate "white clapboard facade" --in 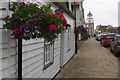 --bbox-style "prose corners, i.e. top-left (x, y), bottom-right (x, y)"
top-left (118, 1), bottom-right (120, 26)
top-left (0, 1), bottom-right (75, 79)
